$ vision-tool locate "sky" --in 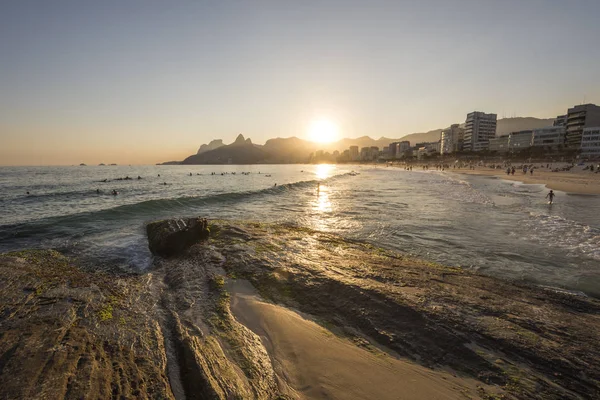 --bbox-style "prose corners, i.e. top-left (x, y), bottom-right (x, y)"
top-left (1, 0), bottom-right (599, 165)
